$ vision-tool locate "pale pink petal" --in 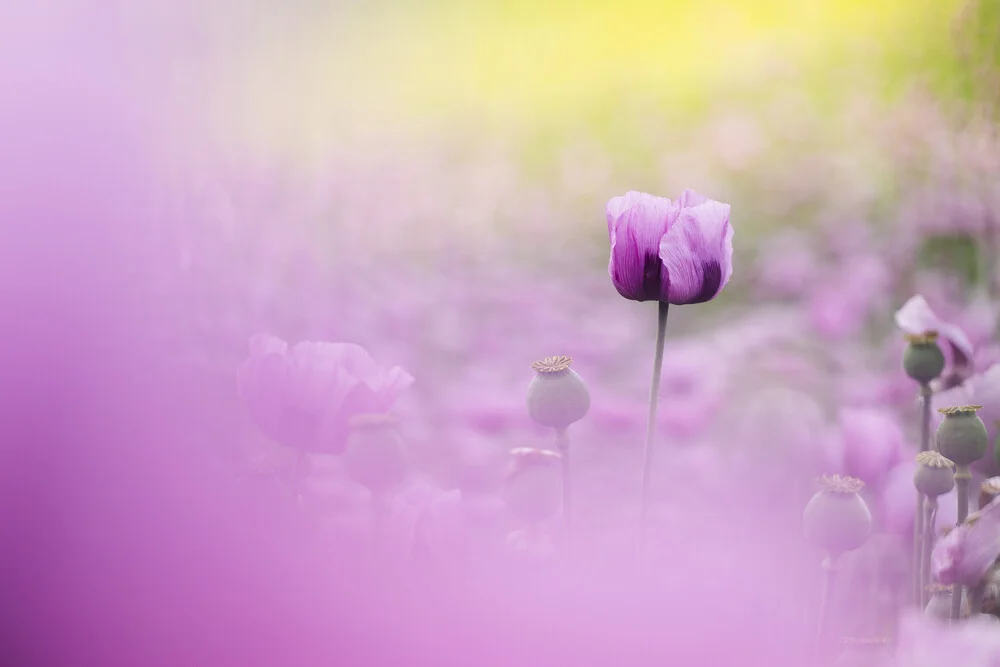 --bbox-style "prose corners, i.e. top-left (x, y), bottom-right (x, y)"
top-left (894, 294), bottom-right (940, 334)
top-left (960, 498), bottom-right (1000, 584)
top-left (931, 522), bottom-right (965, 584)
top-left (248, 333), bottom-right (288, 357)
top-left (677, 189), bottom-right (709, 208)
